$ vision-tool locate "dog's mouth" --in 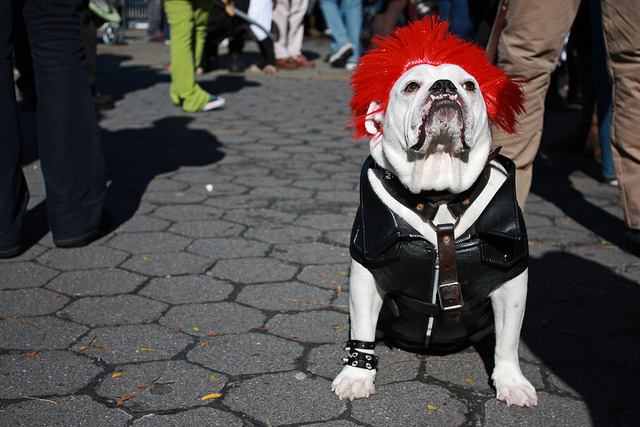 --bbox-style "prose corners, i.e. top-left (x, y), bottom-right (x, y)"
top-left (411, 95), bottom-right (468, 153)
